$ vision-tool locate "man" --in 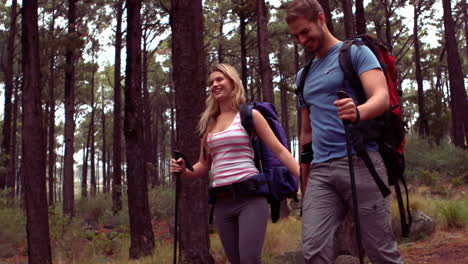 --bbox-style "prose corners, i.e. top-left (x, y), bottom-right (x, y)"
top-left (286, 0), bottom-right (404, 263)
